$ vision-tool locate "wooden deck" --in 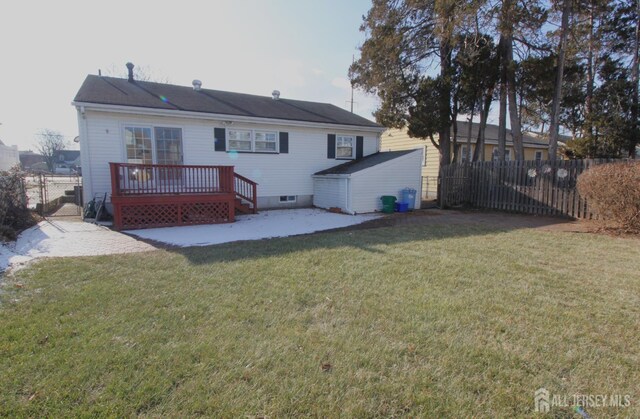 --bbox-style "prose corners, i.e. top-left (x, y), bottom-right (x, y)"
top-left (109, 163), bottom-right (257, 230)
